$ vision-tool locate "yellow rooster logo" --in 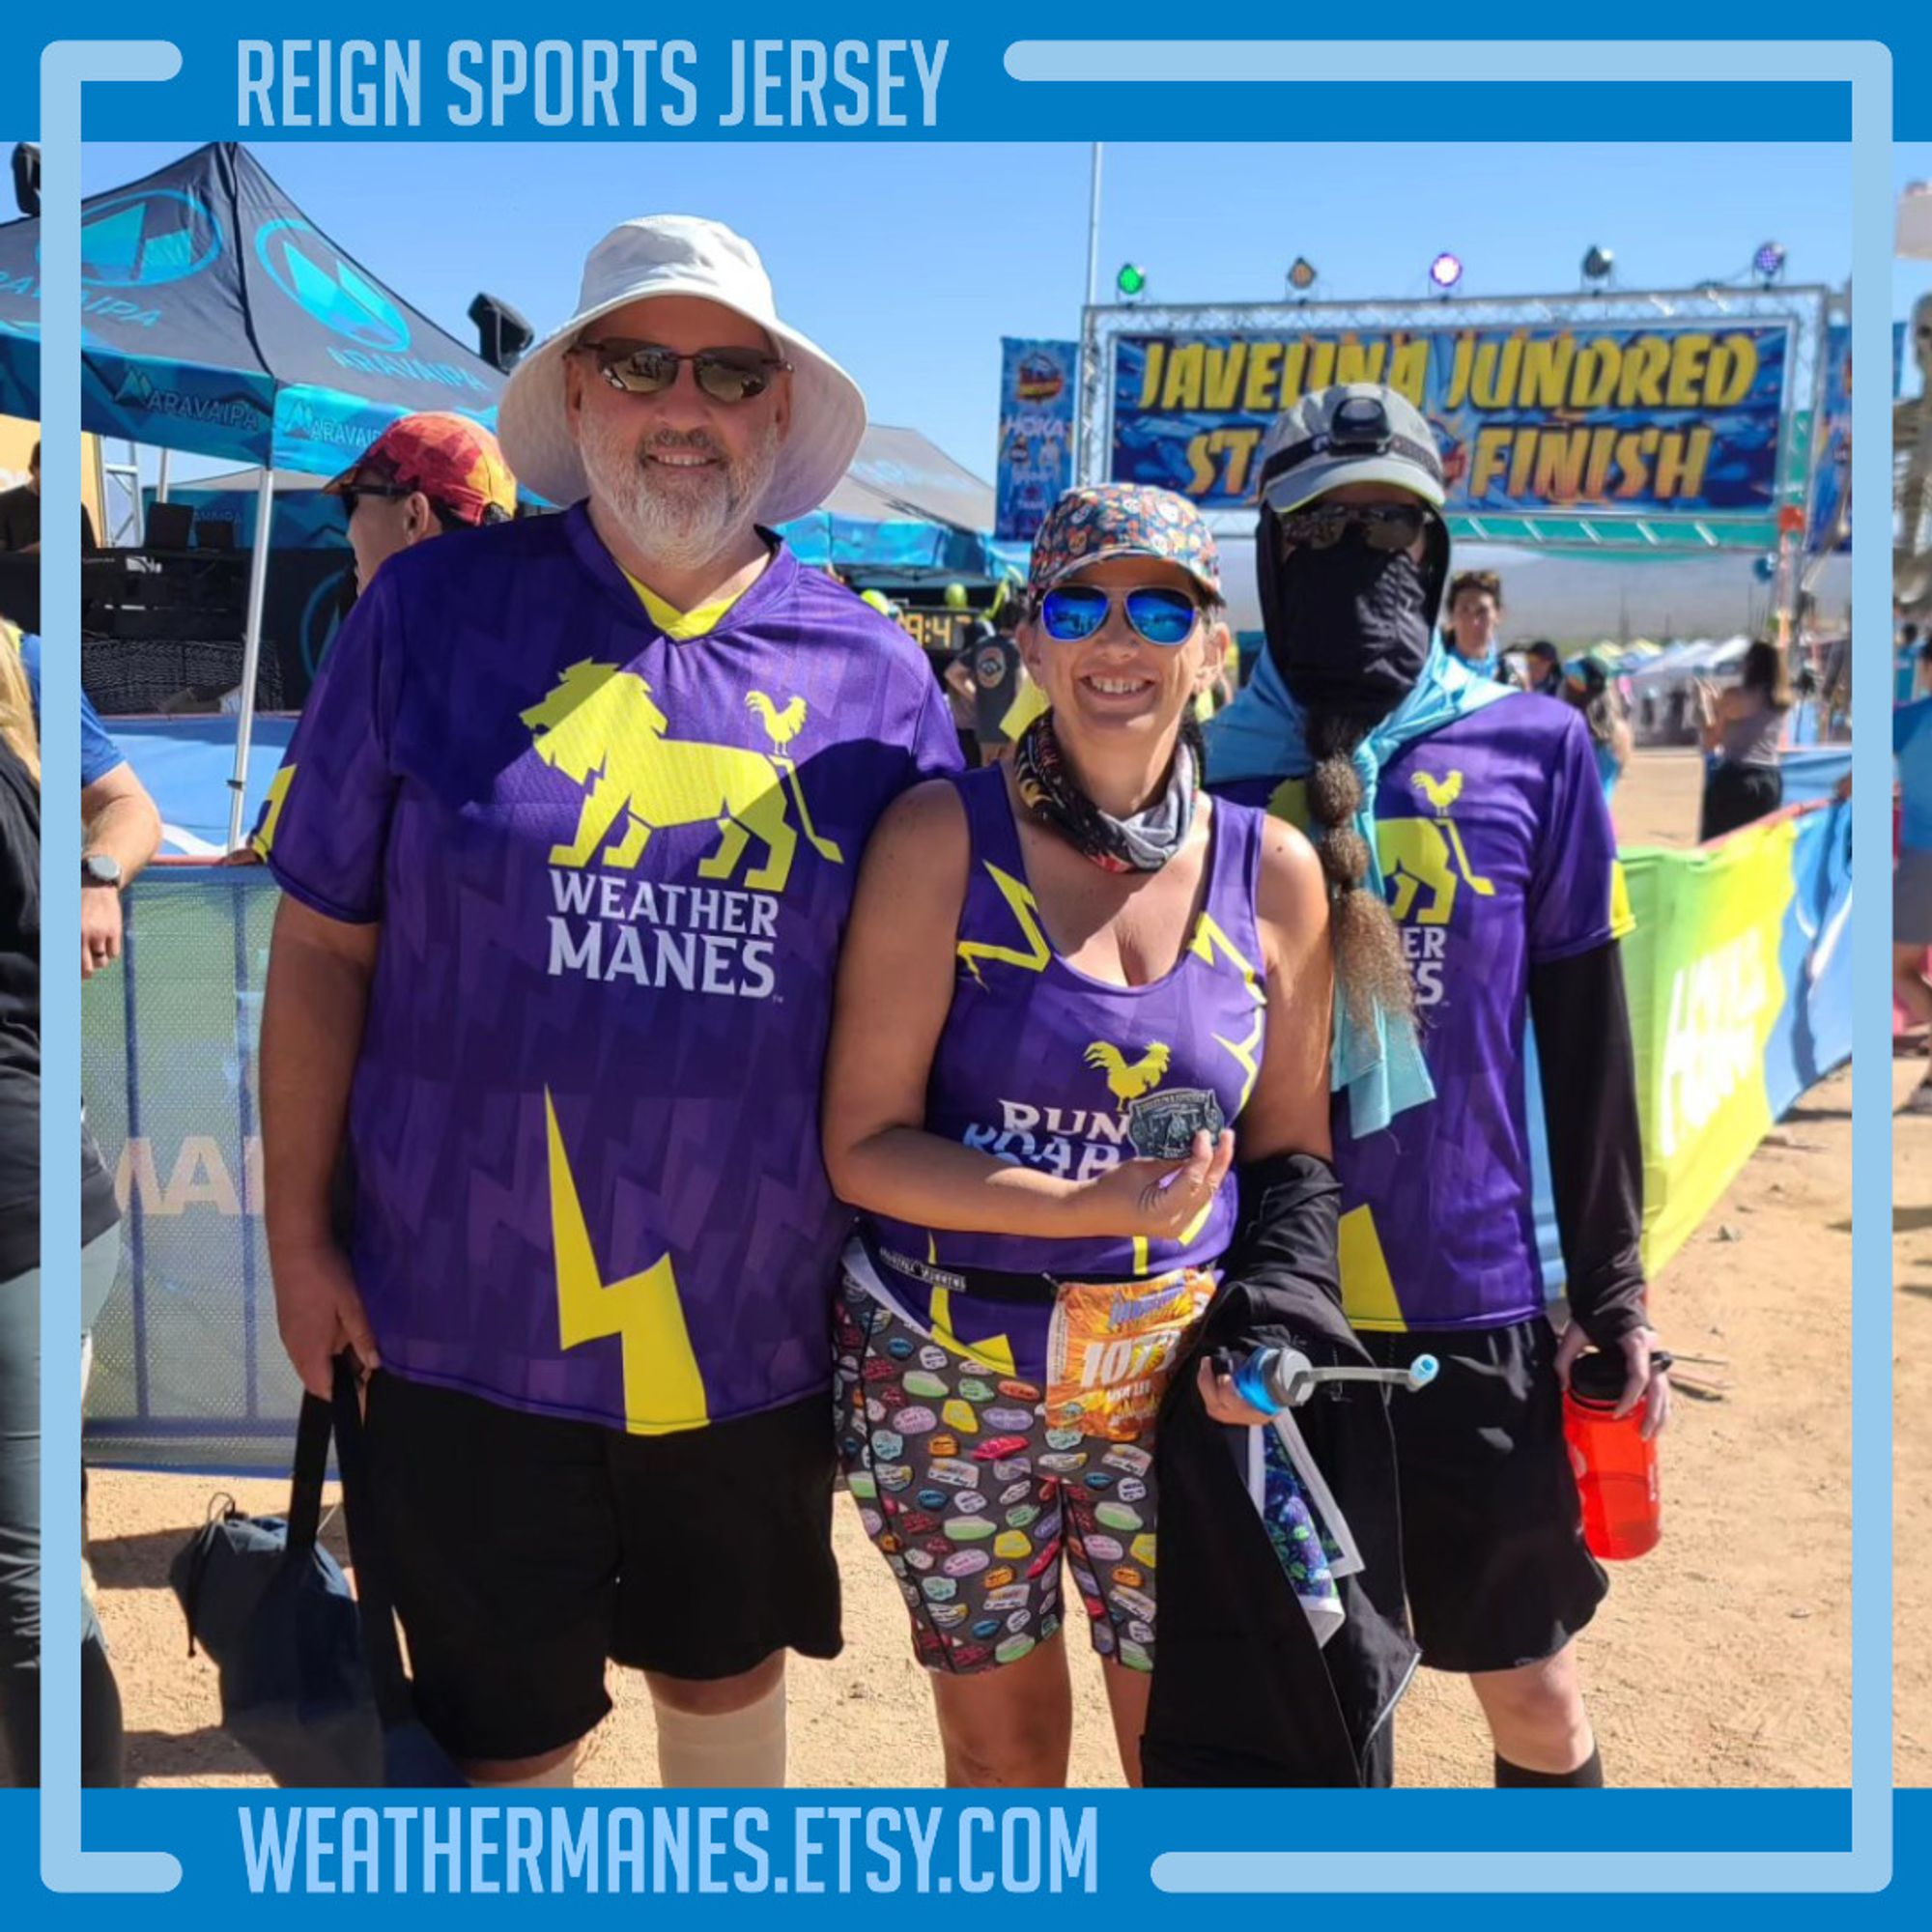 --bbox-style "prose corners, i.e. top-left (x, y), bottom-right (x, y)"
top-left (1382, 767), bottom-right (1494, 924)
top-left (522, 663), bottom-right (842, 890)
top-left (1084, 1040), bottom-right (1172, 1104)
top-left (746, 691), bottom-right (807, 751)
